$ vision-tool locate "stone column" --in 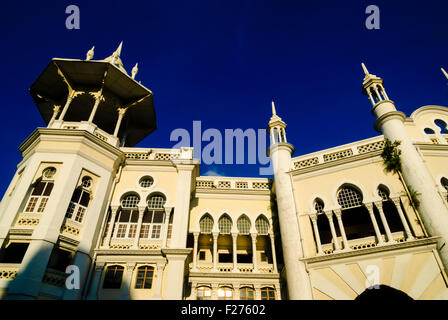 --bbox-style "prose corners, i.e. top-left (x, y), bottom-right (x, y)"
top-left (309, 214), bottom-right (323, 255)
top-left (119, 262), bottom-right (136, 300)
top-left (86, 262), bottom-right (105, 300)
top-left (365, 203), bottom-right (384, 245)
top-left (113, 108), bottom-right (127, 137)
top-left (254, 284), bottom-right (261, 300)
top-left (251, 233), bottom-right (258, 273)
top-left (325, 211), bottom-right (340, 251)
top-left (392, 197), bottom-right (415, 241)
top-left (374, 201), bottom-right (395, 243)
top-left (192, 232), bottom-right (199, 271)
top-left (48, 105), bottom-right (61, 127)
top-left (162, 249), bottom-right (192, 300)
top-left (88, 94), bottom-right (102, 123)
top-left (334, 209), bottom-right (350, 251)
top-left (162, 206), bottom-right (172, 248)
top-left (212, 232), bottom-right (218, 272)
top-left (132, 206), bottom-right (146, 249)
top-left (232, 232), bottom-right (238, 272)
top-left (152, 262), bottom-right (166, 300)
top-left (58, 92), bottom-right (75, 120)
top-left (269, 233), bottom-right (278, 273)
top-left (104, 206), bottom-right (119, 248)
